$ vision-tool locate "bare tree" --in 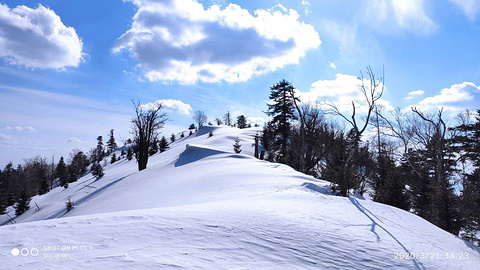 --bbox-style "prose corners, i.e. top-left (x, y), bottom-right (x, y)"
top-left (215, 117), bottom-right (223, 126)
top-left (131, 100), bottom-right (168, 171)
top-left (325, 66), bottom-right (385, 143)
top-left (193, 110), bottom-right (208, 129)
top-left (223, 111), bottom-right (232, 126)
top-left (324, 66), bottom-right (385, 196)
